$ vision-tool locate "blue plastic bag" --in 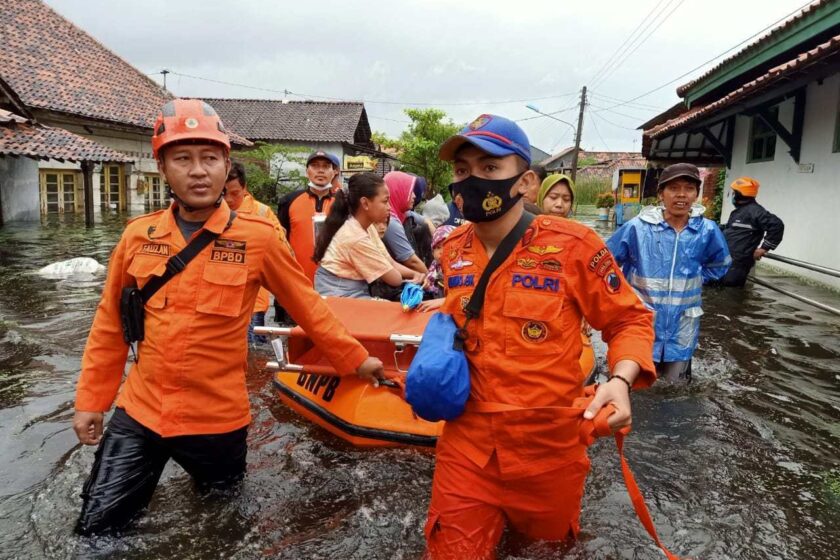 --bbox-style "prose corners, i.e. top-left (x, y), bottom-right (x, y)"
top-left (405, 313), bottom-right (470, 421)
top-left (400, 282), bottom-right (424, 312)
